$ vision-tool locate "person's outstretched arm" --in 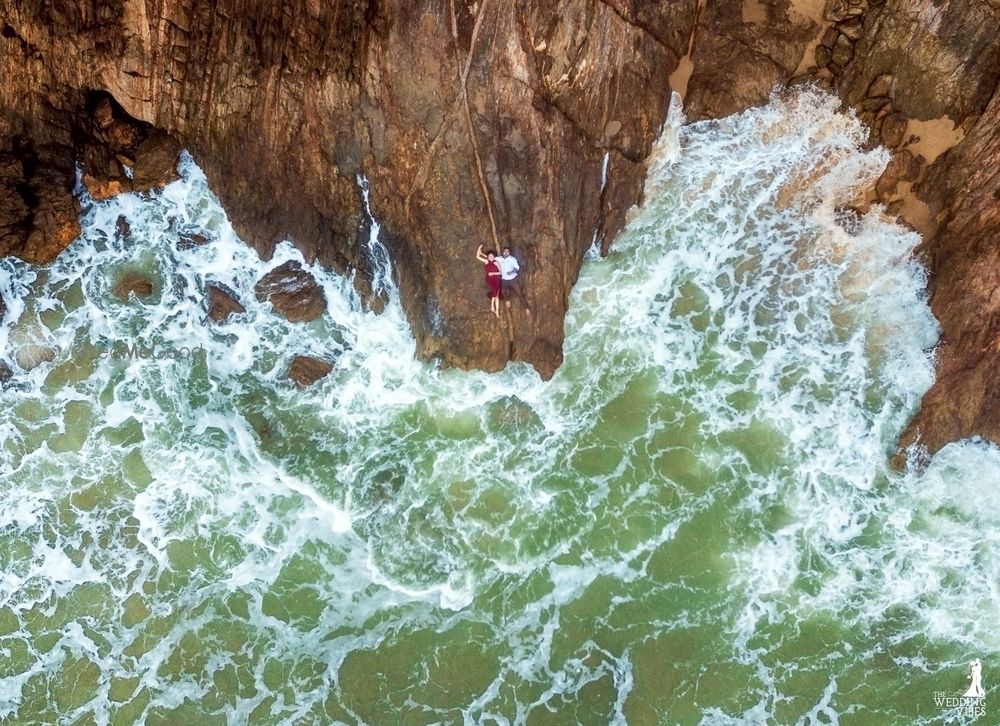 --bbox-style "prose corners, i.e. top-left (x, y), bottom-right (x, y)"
top-left (475, 244), bottom-right (488, 263)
